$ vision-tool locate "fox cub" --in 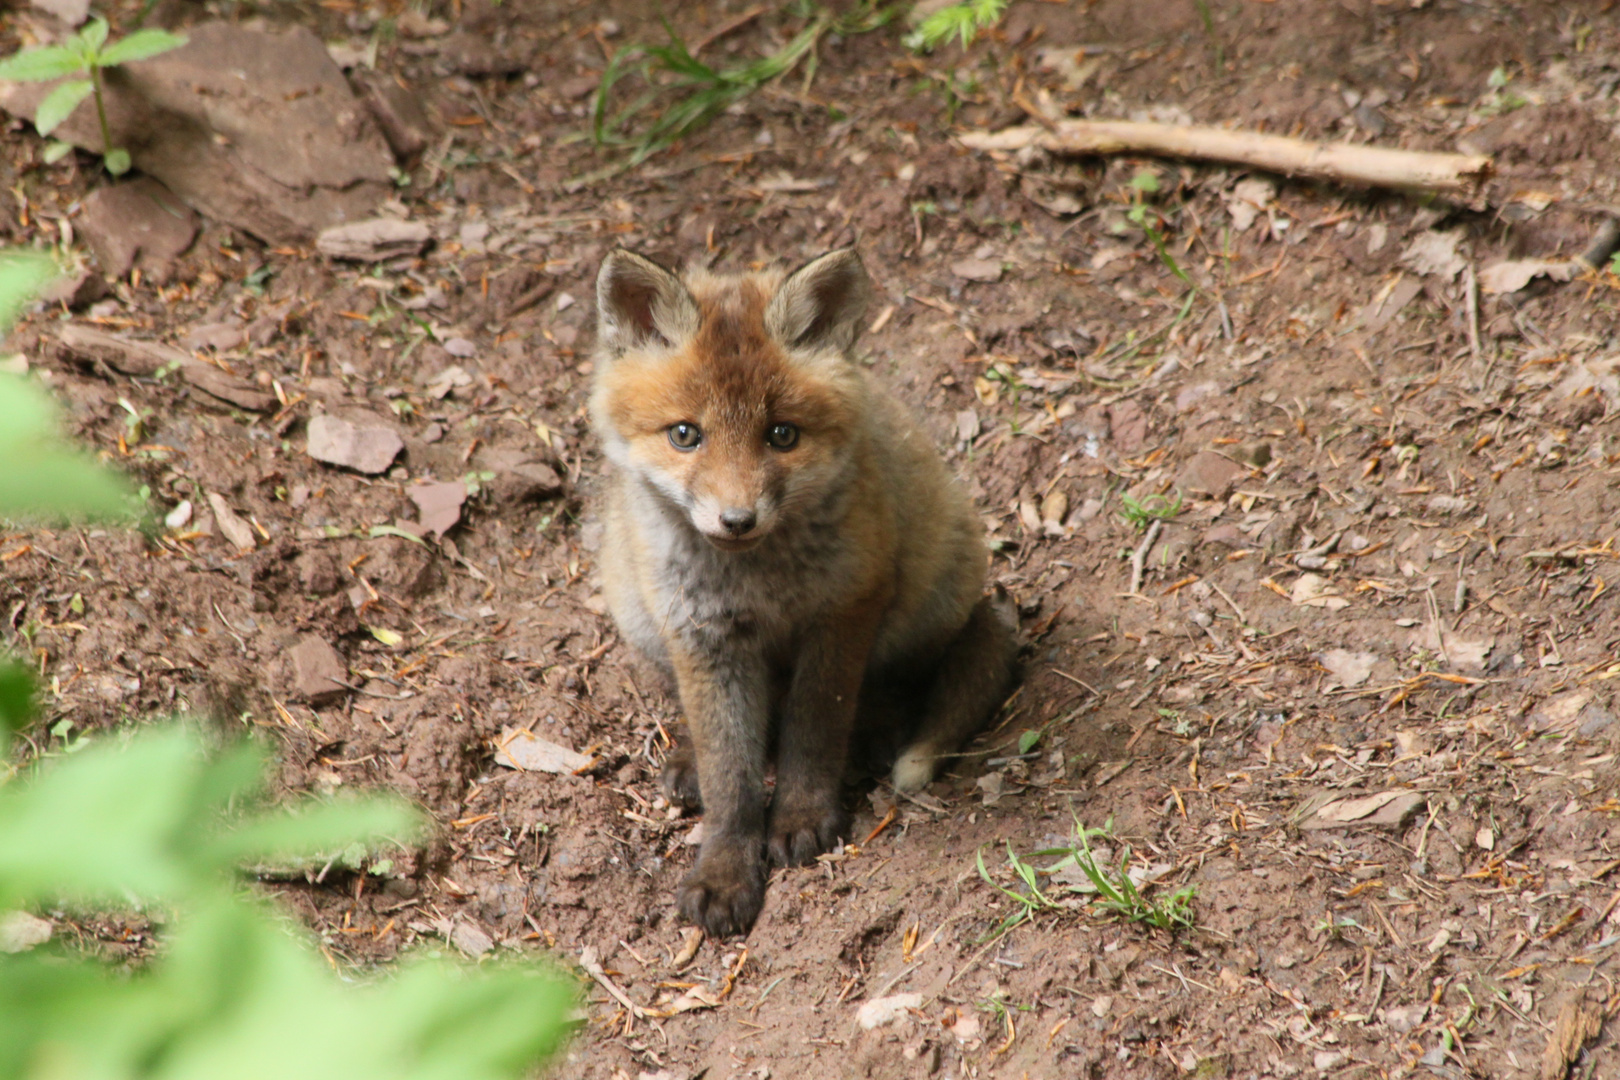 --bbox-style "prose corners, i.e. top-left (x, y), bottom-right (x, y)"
top-left (591, 247), bottom-right (1018, 937)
